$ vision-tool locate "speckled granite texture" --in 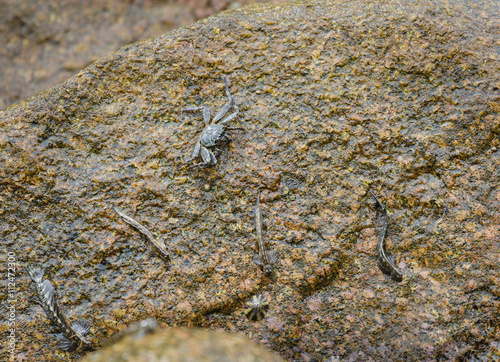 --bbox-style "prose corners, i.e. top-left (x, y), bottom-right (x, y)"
top-left (1, 0), bottom-right (499, 360)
